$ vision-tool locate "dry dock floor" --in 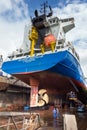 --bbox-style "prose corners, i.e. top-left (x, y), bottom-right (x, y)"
top-left (34, 106), bottom-right (87, 130)
top-left (0, 106), bottom-right (87, 130)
